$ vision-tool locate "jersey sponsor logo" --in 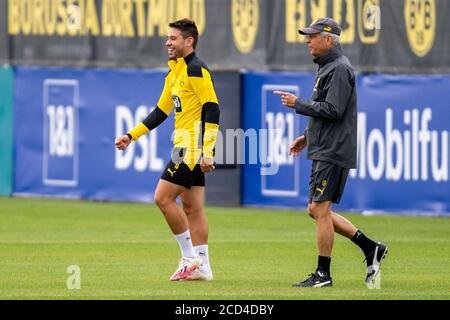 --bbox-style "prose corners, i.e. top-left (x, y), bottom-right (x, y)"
top-left (172, 95), bottom-right (182, 113)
